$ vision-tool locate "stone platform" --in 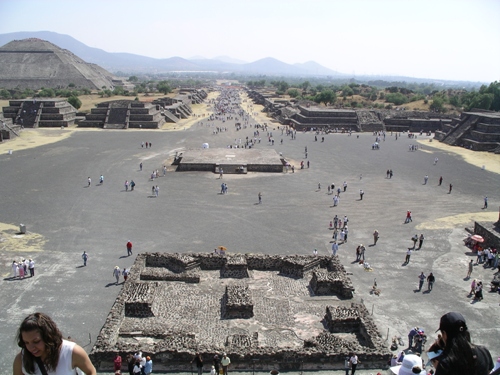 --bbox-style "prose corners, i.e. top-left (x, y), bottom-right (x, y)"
top-left (176, 148), bottom-right (285, 173)
top-left (90, 253), bottom-right (388, 372)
